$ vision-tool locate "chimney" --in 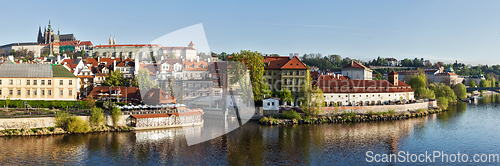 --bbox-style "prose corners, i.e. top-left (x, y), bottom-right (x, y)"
top-left (190, 58), bottom-right (193, 62)
top-left (289, 53), bottom-right (293, 59)
top-left (196, 57), bottom-right (199, 62)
